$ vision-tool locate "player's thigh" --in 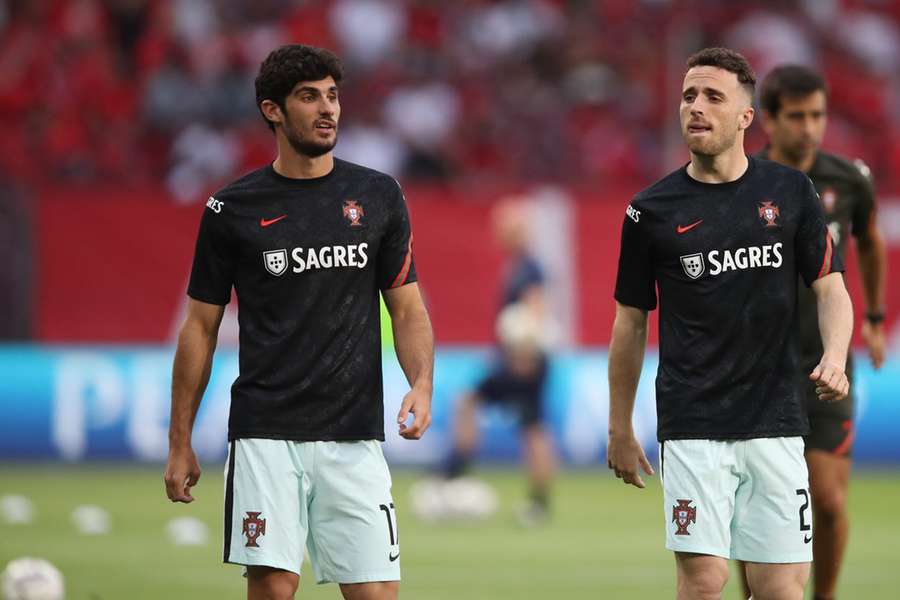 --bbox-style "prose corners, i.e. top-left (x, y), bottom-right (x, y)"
top-left (744, 561), bottom-right (809, 600)
top-left (805, 448), bottom-right (851, 516)
top-left (225, 439), bottom-right (308, 575)
top-left (522, 423), bottom-right (553, 454)
top-left (661, 440), bottom-right (740, 558)
top-left (519, 357), bottom-right (548, 425)
top-left (732, 437), bottom-right (812, 564)
top-left (675, 552), bottom-right (729, 595)
top-left (246, 566), bottom-right (300, 600)
top-left (306, 440), bottom-right (400, 585)
top-left (339, 580), bottom-right (400, 600)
